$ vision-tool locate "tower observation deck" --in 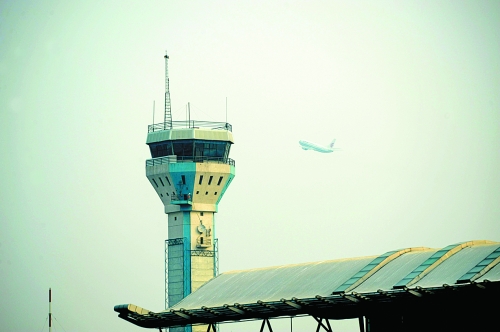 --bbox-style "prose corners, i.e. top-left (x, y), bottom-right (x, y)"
top-left (145, 53), bottom-right (235, 332)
